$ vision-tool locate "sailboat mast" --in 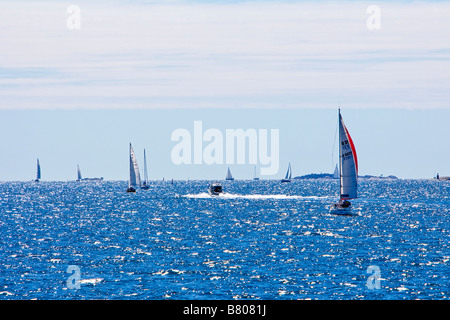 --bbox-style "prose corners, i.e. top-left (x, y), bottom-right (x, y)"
top-left (338, 108), bottom-right (342, 199)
